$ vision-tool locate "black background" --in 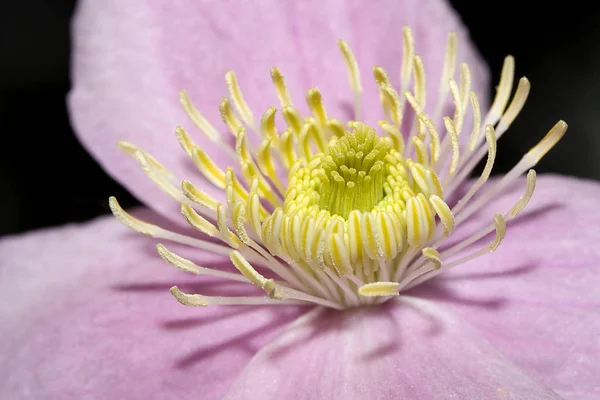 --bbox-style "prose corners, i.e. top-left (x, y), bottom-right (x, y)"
top-left (1, 1), bottom-right (599, 236)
